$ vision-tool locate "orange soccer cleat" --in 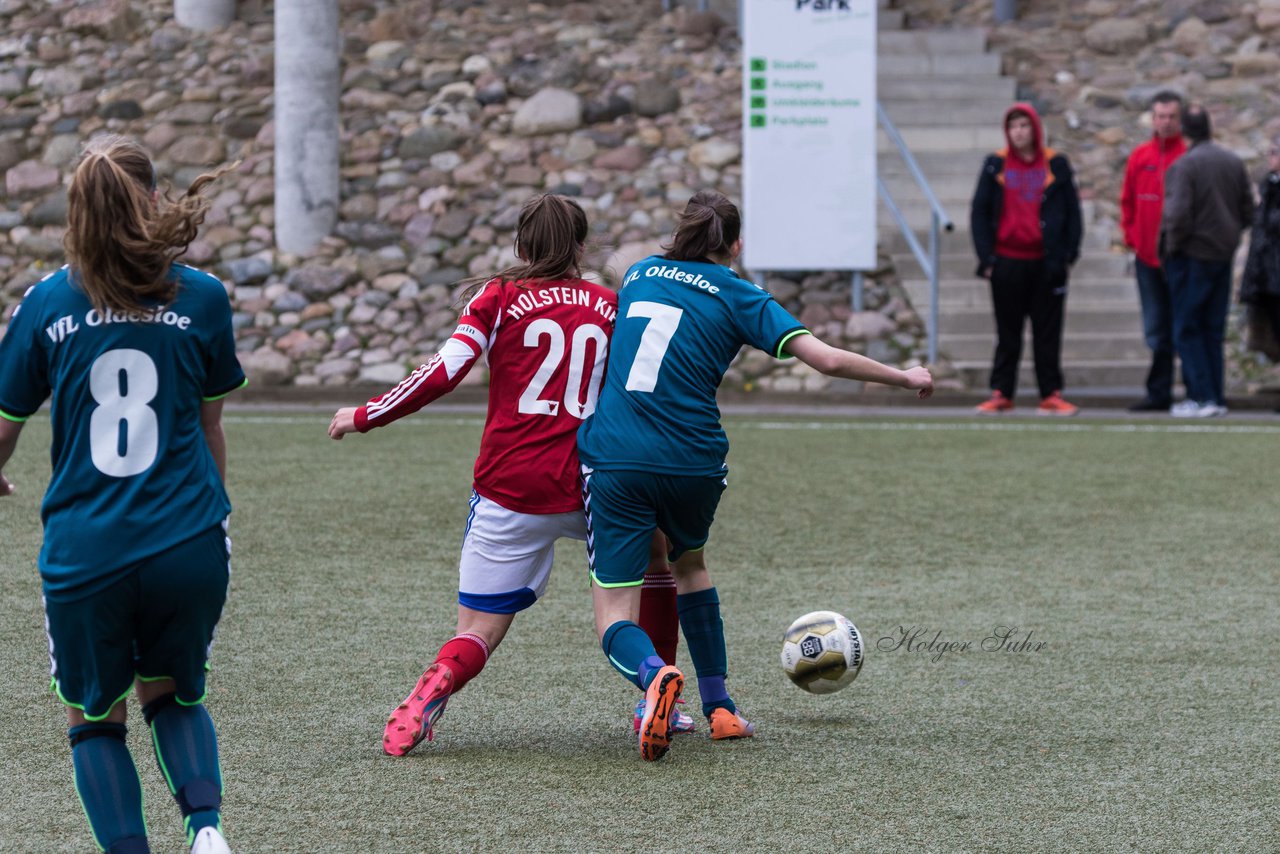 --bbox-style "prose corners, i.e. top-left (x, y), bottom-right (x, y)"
top-left (708, 708), bottom-right (755, 740)
top-left (637, 665), bottom-right (684, 762)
